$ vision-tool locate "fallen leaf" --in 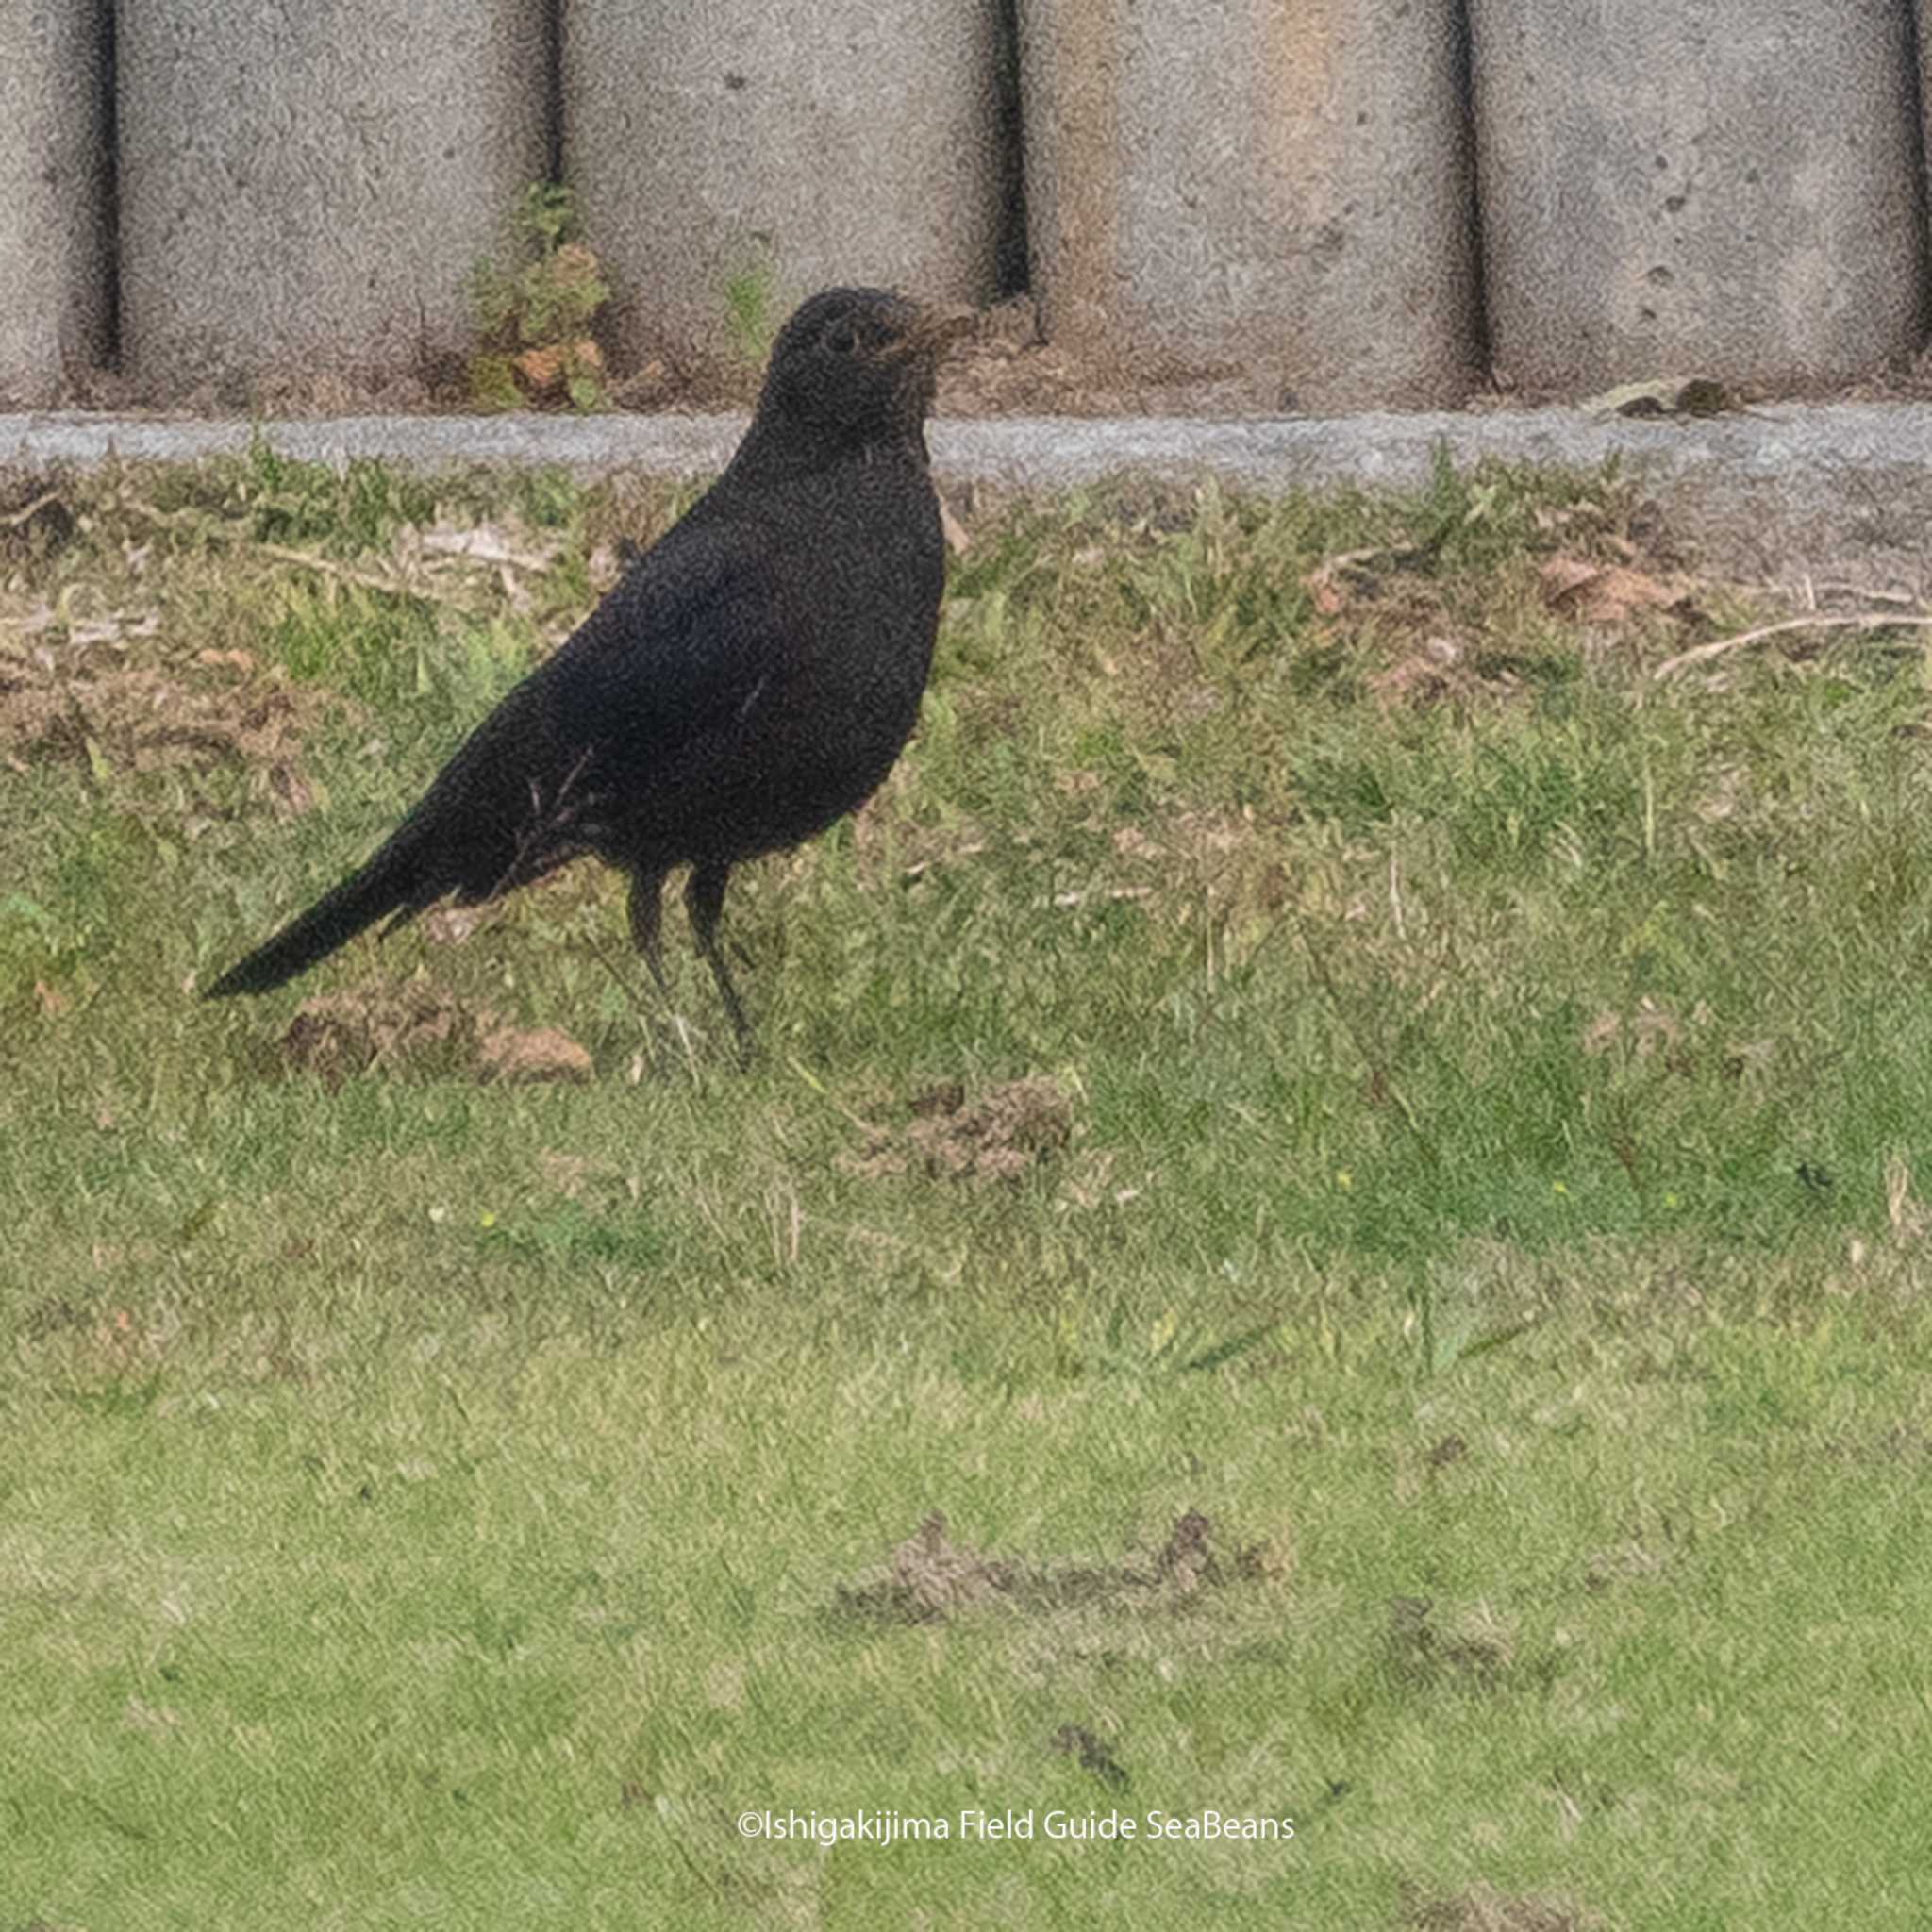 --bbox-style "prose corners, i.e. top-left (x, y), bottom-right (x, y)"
top-left (1577, 375), bottom-right (1734, 419)
top-left (514, 339), bottom-right (602, 398)
top-left (1302, 547), bottom-right (1388, 616)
